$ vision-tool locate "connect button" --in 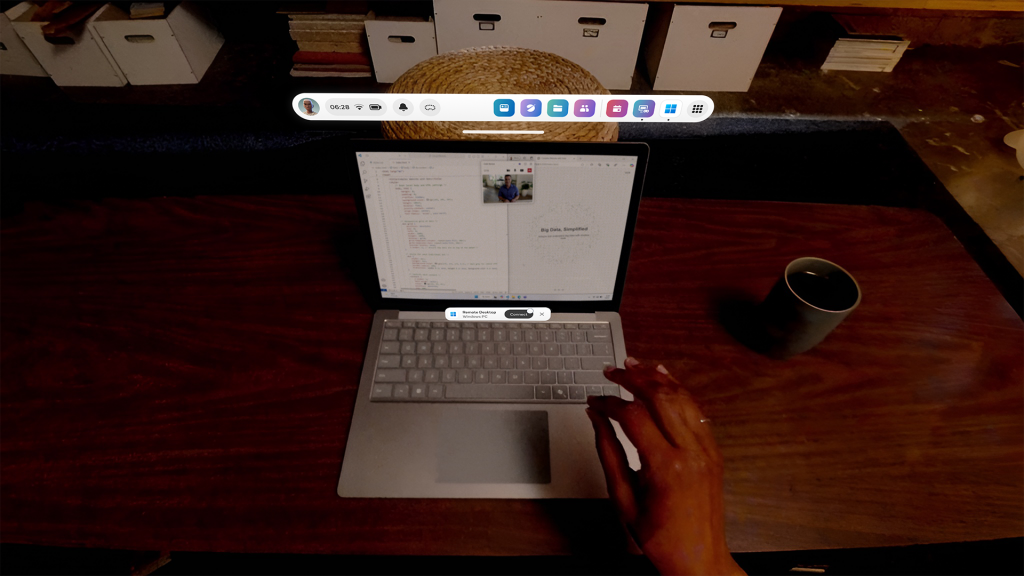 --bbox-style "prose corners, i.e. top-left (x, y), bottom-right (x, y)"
top-left (505, 309), bottom-right (534, 319)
